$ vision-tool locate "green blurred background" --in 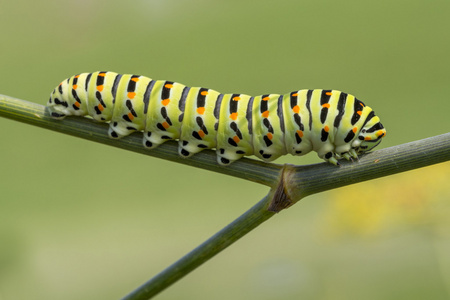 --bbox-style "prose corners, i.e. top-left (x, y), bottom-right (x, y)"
top-left (1, 0), bottom-right (449, 299)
